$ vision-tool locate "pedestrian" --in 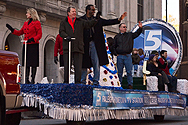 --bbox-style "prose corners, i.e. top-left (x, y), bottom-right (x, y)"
top-left (107, 37), bottom-right (115, 59)
top-left (131, 48), bottom-right (140, 76)
top-left (113, 22), bottom-right (142, 89)
top-left (59, 6), bottom-right (98, 84)
top-left (146, 54), bottom-right (169, 91)
top-left (151, 50), bottom-right (162, 67)
top-left (6, 8), bottom-right (42, 84)
top-left (80, 4), bottom-right (127, 85)
top-left (158, 50), bottom-right (179, 93)
top-left (137, 48), bottom-right (145, 77)
top-left (54, 34), bottom-right (64, 82)
top-left (138, 48), bottom-right (145, 66)
top-left (151, 50), bottom-right (158, 55)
